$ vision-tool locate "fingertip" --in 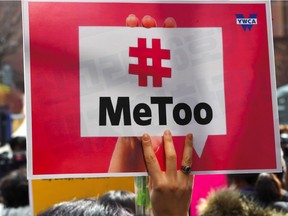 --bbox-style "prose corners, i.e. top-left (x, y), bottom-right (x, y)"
top-left (187, 133), bottom-right (193, 140)
top-left (142, 15), bottom-right (157, 28)
top-left (163, 130), bottom-right (173, 142)
top-left (163, 17), bottom-right (177, 28)
top-left (164, 129), bottom-right (172, 136)
top-left (126, 14), bottom-right (139, 27)
top-left (142, 133), bottom-right (151, 143)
